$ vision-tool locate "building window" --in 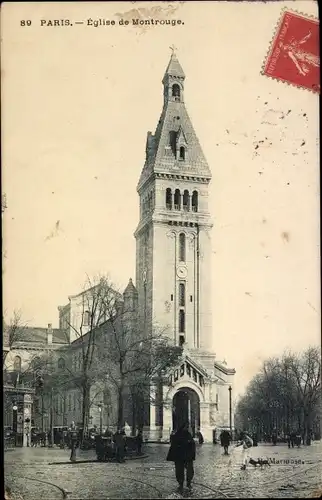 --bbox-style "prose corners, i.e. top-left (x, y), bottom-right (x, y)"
top-left (192, 191), bottom-right (198, 212)
top-left (171, 294), bottom-right (174, 301)
top-left (78, 397), bottom-right (82, 411)
top-left (60, 397), bottom-right (63, 414)
top-left (83, 310), bottom-right (90, 326)
top-left (58, 357), bottom-right (65, 370)
top-left (179, 233), bottom-right (186, 262)
top-left (174, 189), bottom-right (181, 210)
top-left (183, 190), bottom-right (189, 211)
top-left (172, 84), bottom-right (181, 100)
top-left (179, 335), bottom-right (185, 347)
top-left (68, 394), bottom-right (72, 411)
top-left (190, 295), bottom-right (193, 302)
top-left (179, 310), bottom-right (185, 333)
top-left (13, 356), bottom-right (21, 372)
top-left (73, 393), bottom-right (76, 411)
top-left (179, 146), bottom-right (185, 161)
top-left (179, 283), bottom-right (185, 307)
top-left (166, 188), bottom-right (172, 210)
